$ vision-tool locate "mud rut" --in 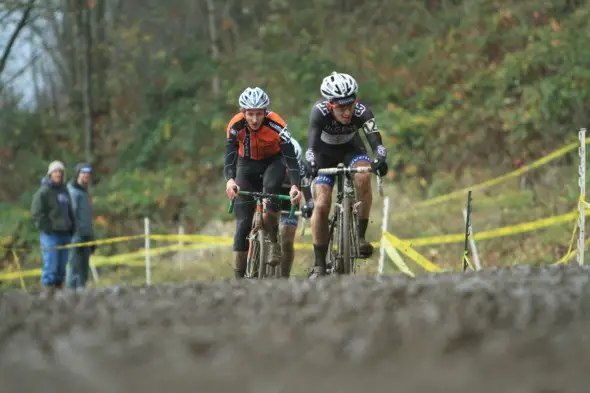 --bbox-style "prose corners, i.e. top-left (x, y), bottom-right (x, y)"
top-left (2, 265), bottom-right (590, 392)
